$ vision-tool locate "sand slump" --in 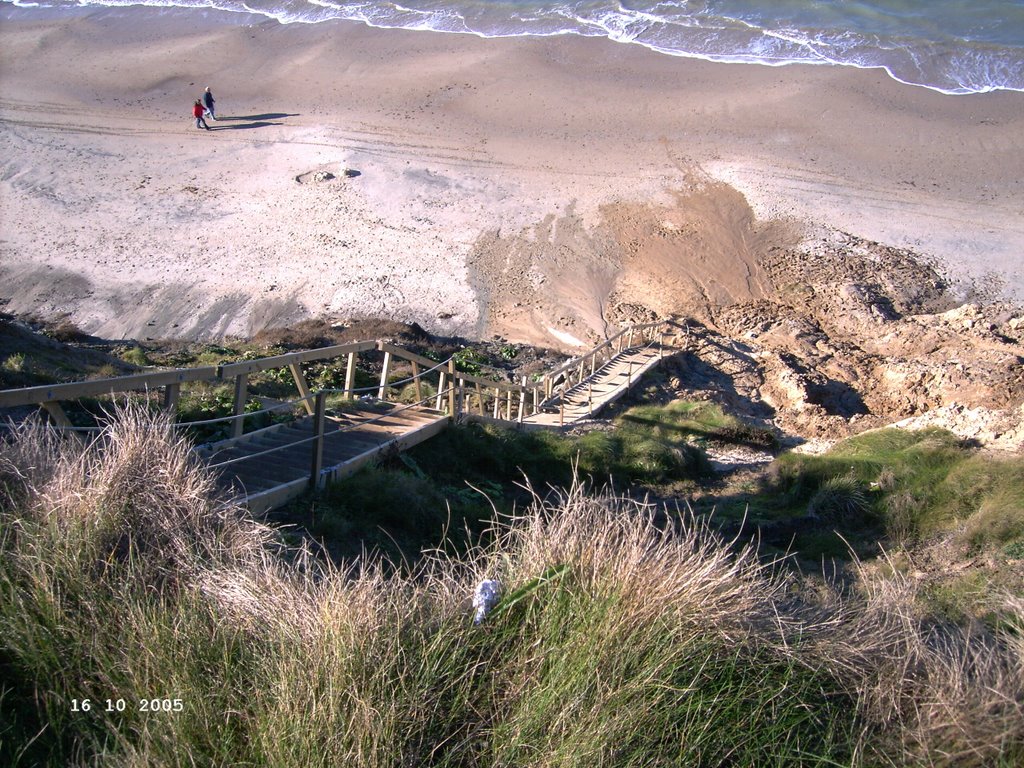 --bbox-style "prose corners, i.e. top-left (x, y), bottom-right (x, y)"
top-left (467, 205), bottom-right (621, 348)
top-left (604, 181), bottom-right (791, 317)
top-left (469, 179), bottom-right (797, 348)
